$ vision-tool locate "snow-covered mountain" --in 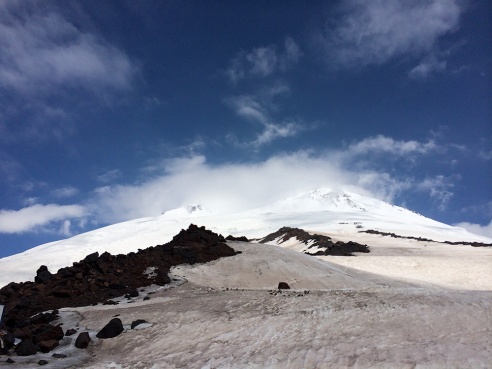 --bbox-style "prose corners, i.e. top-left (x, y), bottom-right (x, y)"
top-left (0, 188), bottom-right (489, 287)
